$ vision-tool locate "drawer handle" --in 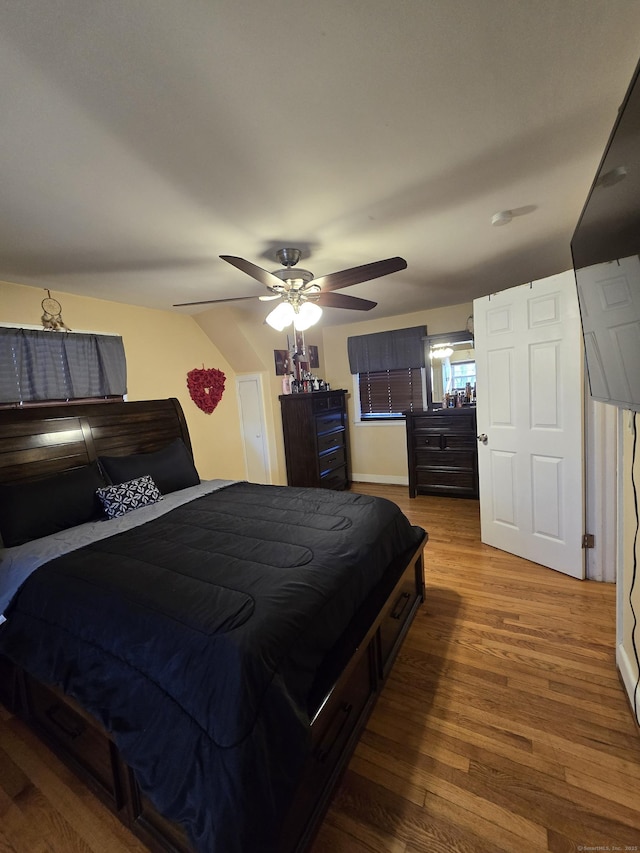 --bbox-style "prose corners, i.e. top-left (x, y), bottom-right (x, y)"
top-left (315, 702), bottom-right (353, 764)
top-left (391, 591), bottom-right (411, 620)
top-left (45, 702), bottom-right (85, 740)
